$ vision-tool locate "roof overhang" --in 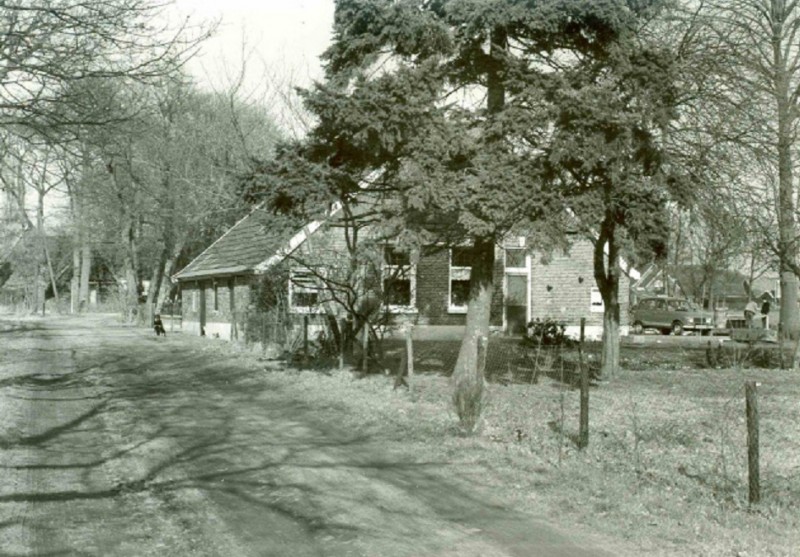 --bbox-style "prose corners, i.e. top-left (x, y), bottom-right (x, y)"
top-left (173, 266), bottom-right (254, 282)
